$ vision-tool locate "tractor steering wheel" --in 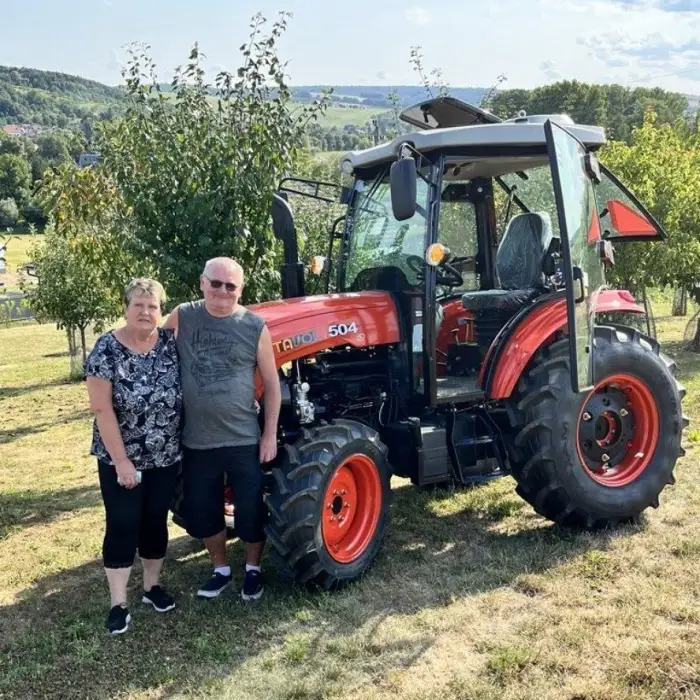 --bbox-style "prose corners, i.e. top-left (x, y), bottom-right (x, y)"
top-left (405, 254), bottom-right (464, 287)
